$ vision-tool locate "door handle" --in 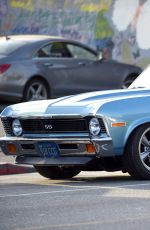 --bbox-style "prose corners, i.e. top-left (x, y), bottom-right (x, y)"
top-left (44, 63), bottom-right (54, 67)
top-left (78, 62), bottom-right (86, 66)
